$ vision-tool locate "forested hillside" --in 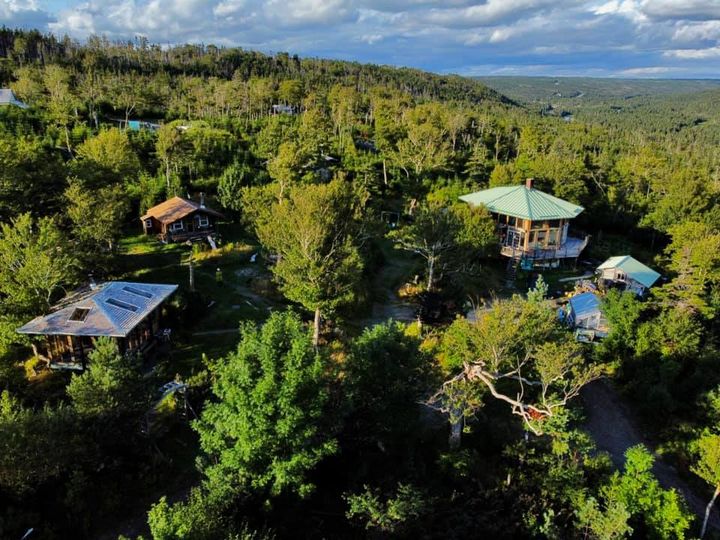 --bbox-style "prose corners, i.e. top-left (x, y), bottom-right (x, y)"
top-left (1, 30), bottom-right (720, 540)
